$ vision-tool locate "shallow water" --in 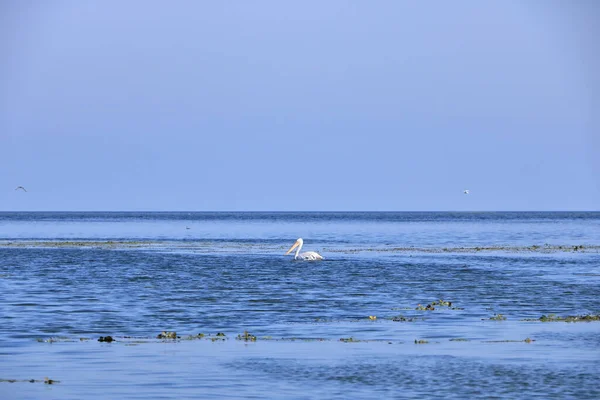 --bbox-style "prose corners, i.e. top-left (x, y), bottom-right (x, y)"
top-left (1, 212), bottom-right (599, 399)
